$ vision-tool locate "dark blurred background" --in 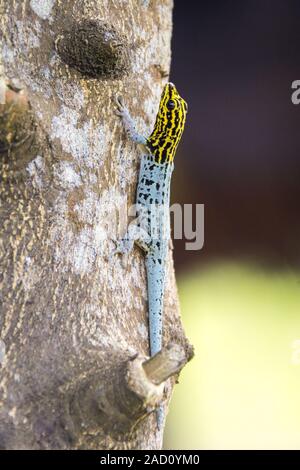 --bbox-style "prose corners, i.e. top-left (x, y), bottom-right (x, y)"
top-left (165, 0), bottom-right (300, 450)
top-left (170, 0), bottom-right (300, 270)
